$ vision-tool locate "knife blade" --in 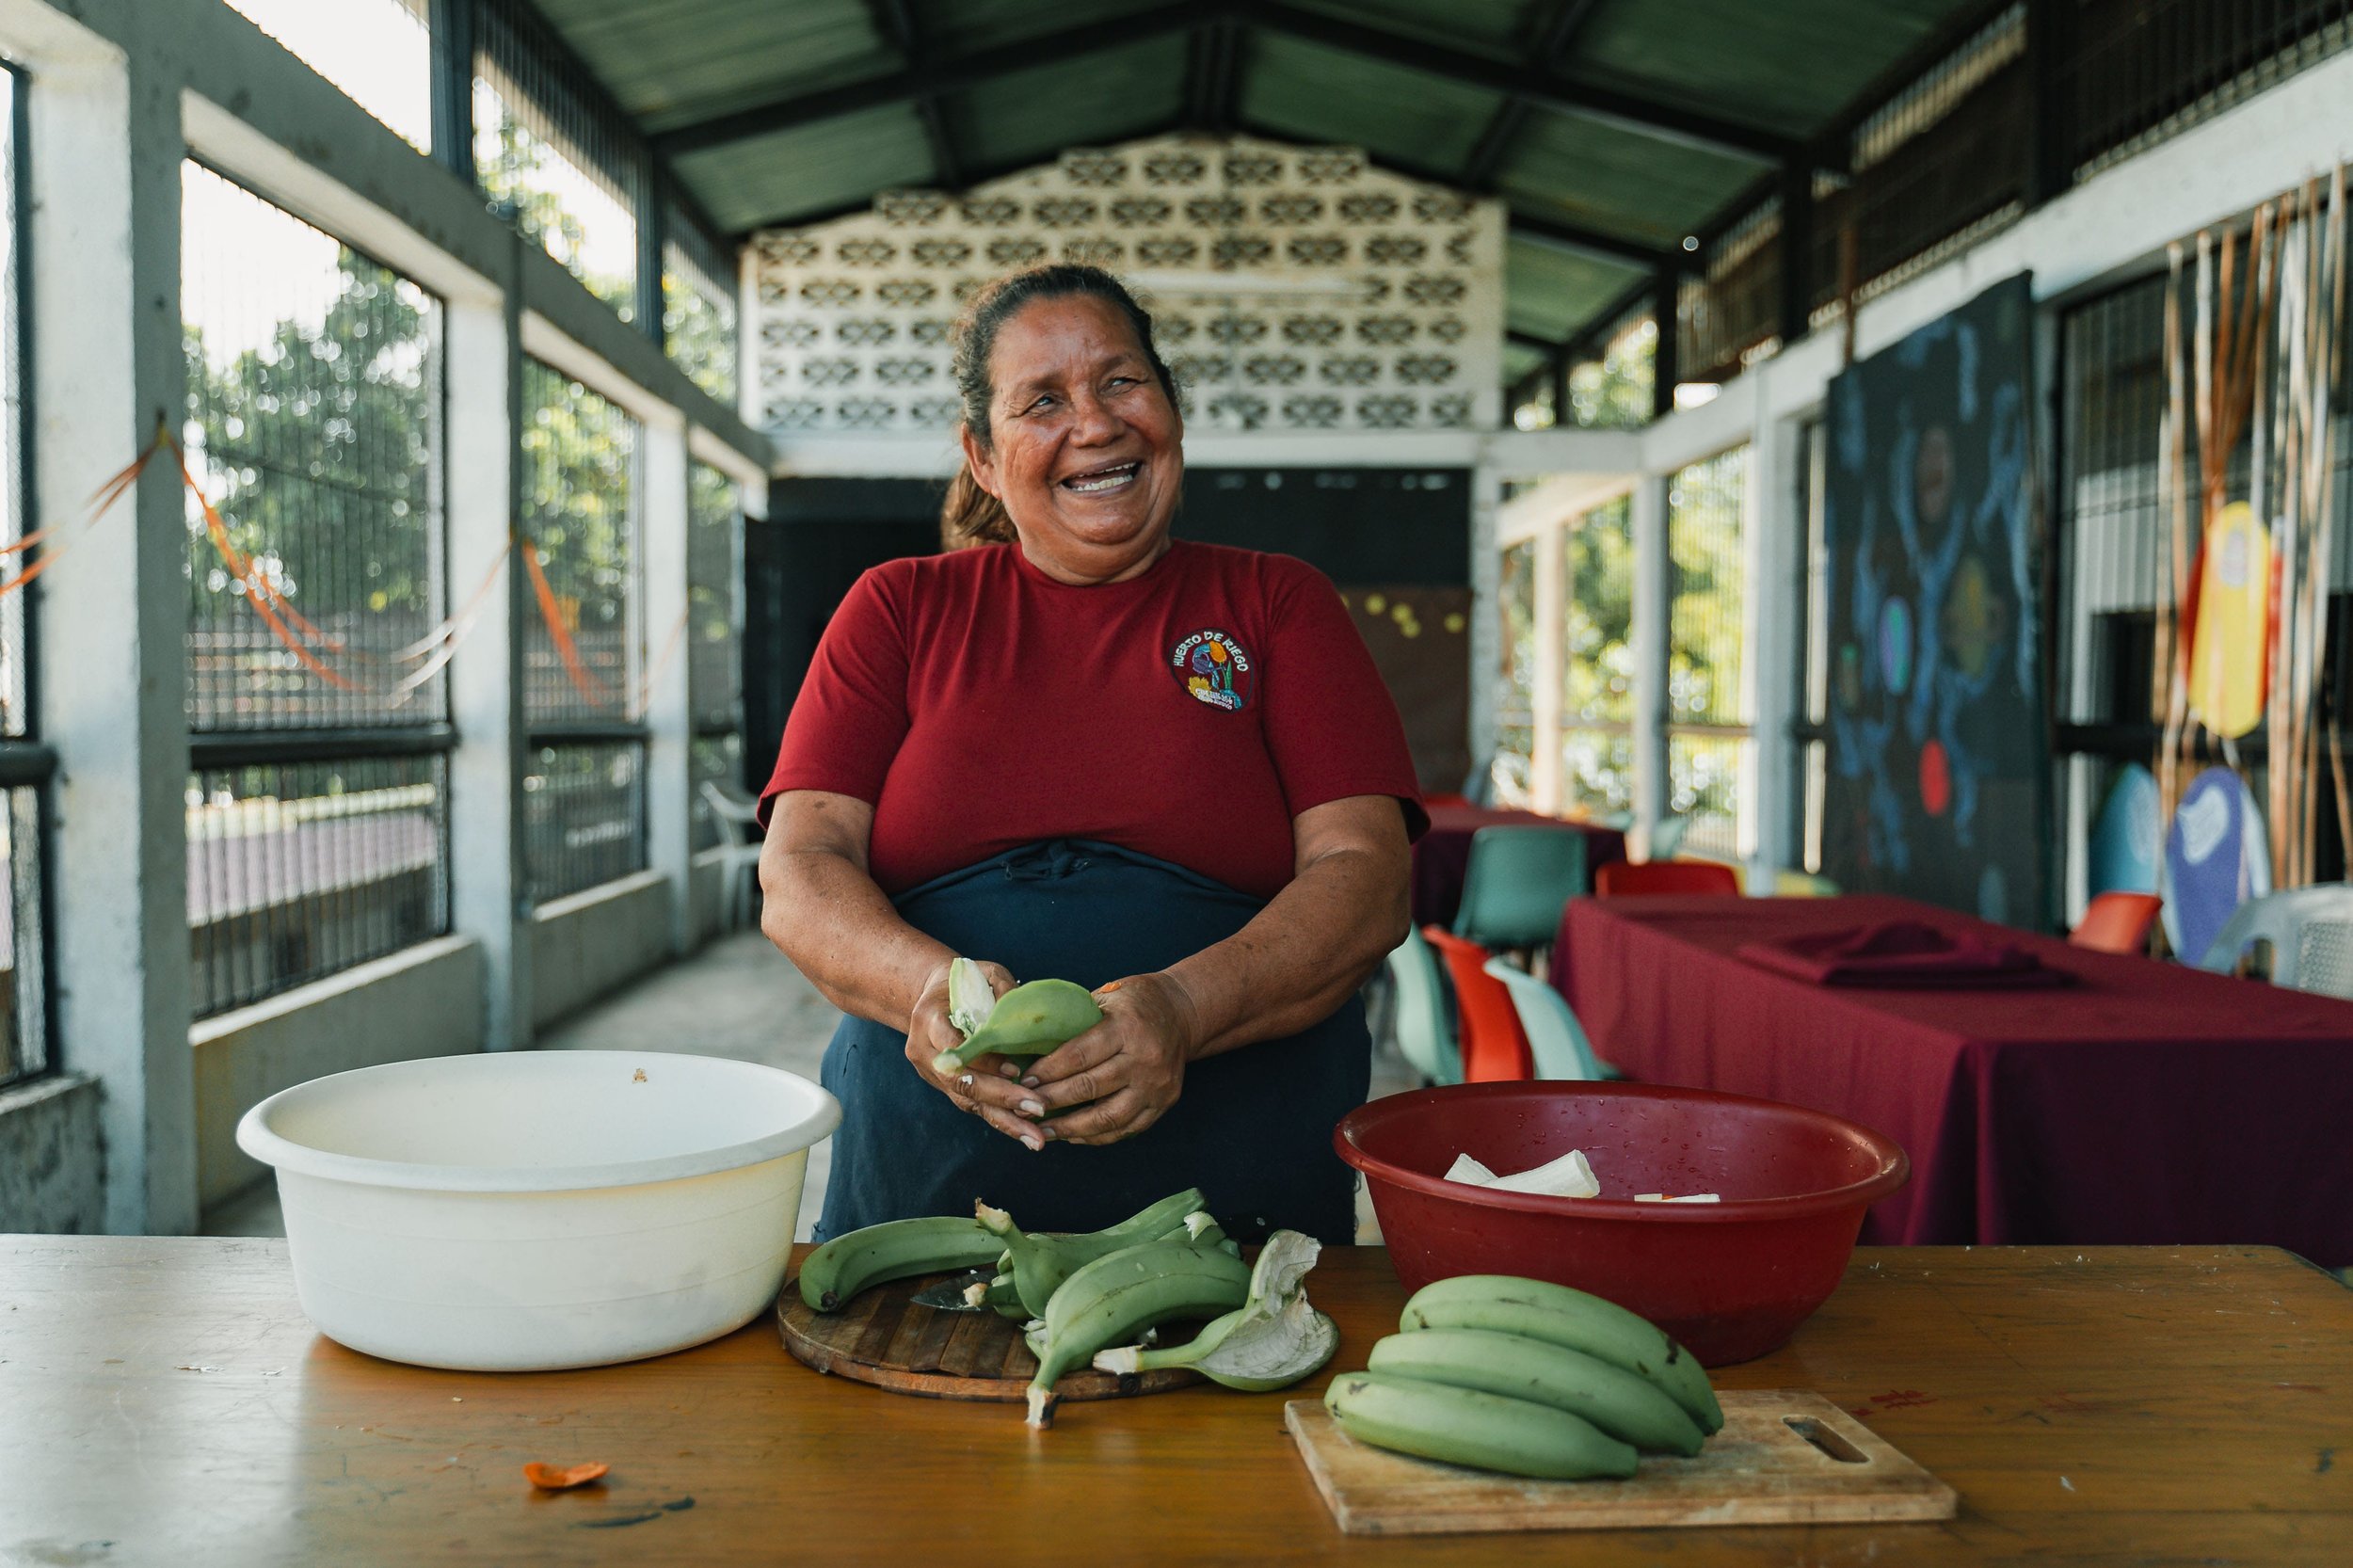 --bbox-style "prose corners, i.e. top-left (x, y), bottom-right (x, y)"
top-left (907, 1269), bottom-right (997, 1311)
